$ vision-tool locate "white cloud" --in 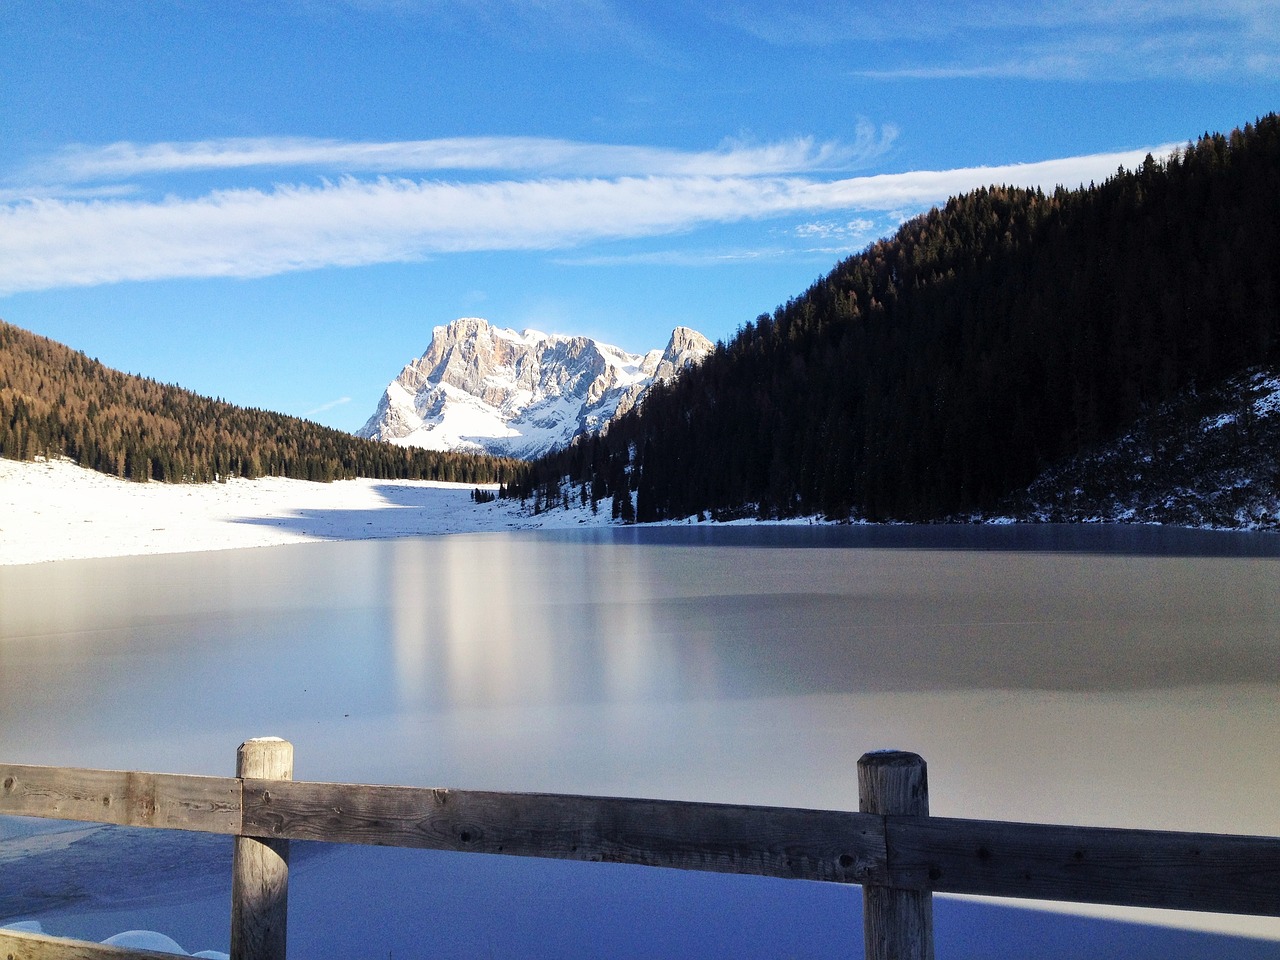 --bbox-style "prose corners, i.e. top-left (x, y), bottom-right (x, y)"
top-left (333, 0), bottom-right (659, 57)
top-left (558, 240), bottom-right (888, 267)
top-left (794, 218), bottom-right (878, 240)
top-left (0, 184), bottom-right (140, 203)
top-left (712, 0), bottom-right (1280, 80)
top-left (37, 129), bottom-right (896, 182)
top-left (0, 145), bottom-right (1175, 295)
top-left (305, 397), bottom-right (353, 417)
top-left (557, 247), bottom-right (793, 267)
